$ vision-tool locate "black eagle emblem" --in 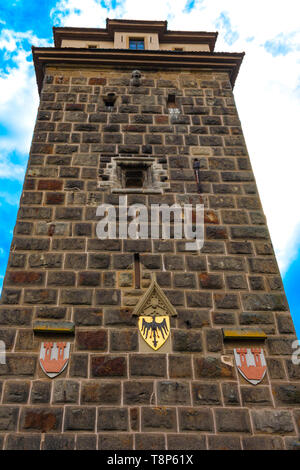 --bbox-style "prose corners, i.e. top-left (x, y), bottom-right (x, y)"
top-left (141, 317), bottom-right (169, 348)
